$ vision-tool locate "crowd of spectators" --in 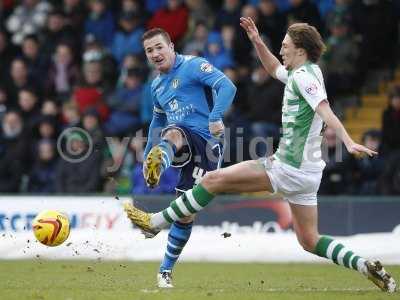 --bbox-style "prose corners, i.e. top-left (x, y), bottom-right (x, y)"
top-left (0, 0), bottom-right (399, 195)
